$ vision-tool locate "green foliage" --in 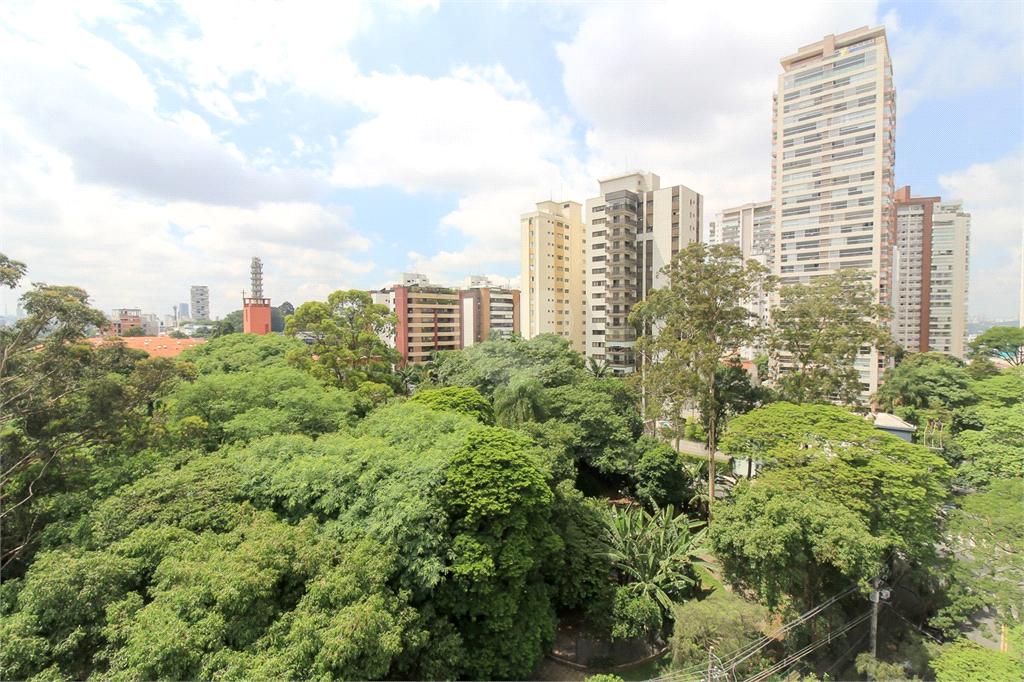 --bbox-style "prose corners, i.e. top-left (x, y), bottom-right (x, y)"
top-left (877, 353), bottom-right (975, 412)
top-left (631, 437), bottom-right (690, 509)
top-left (434, 333), bottom-right (585, 398)
top-left (630, 243), bottom-right (775, 504)
top-left (954, 404), bottom-right (1023, 485)
top-left (545, 481), bottom-right (615, 612)
top-left (610, 589), bottom-right (662, 641)
top-left (177, 332), bottom-right (304, 374)
top-left (285, 289), bottom-right (400, 389)
top-left (409, 386), bottom-right (495, 425)
top-left (603, 504), bottom-right (711, 616)
top-left (931, 640), bottom-right (1024, 682)
top-left (437, 427), bottom-right (561, 679)
top-left (719, 403), bottom-right (951, 554)
top-left (937, 479), bottom-right (1023, 634)
top-left (3, 401), bottom-right (585, 681)
top-left (0, 251), bottom-right (27, 288)
top-left (711, 479), bottom-right (886, 612)
top-left (168, 366), bottom-right (356, 446)
top-left (769, 269), bottom-right (891, 406)
top-left (121, 326), bottom-right (147, 337)
top-left (167, 330), bottom-right (188, 339)
top-left (1, 279), bottom-right (181, 576)
top-left (493, 376), bottom-right (548, 427)
top-left (968, 325), bottom-right (1024, 366)
top-left (670, 591), bottom-right (767, 675)
top-left (545, 379), bottom-right (644, 475)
